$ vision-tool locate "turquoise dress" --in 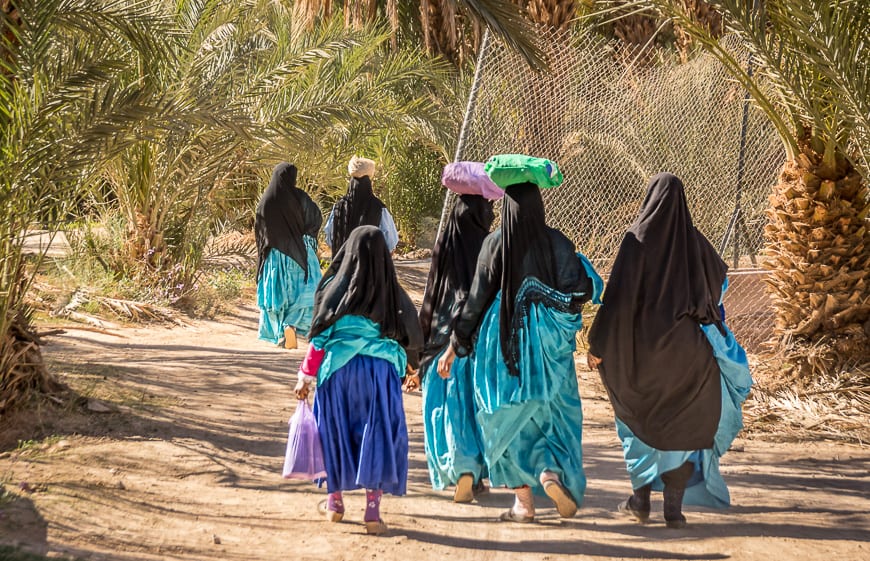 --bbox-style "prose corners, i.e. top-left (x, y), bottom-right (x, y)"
top-left (470, 260), bottom-right (601, 502)
top-left (615, 281), bottom-right (753, 507)
top-left (422, 353), bottom-right (486, 489)
top-left (257, 235), bottom-right (322, 342)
